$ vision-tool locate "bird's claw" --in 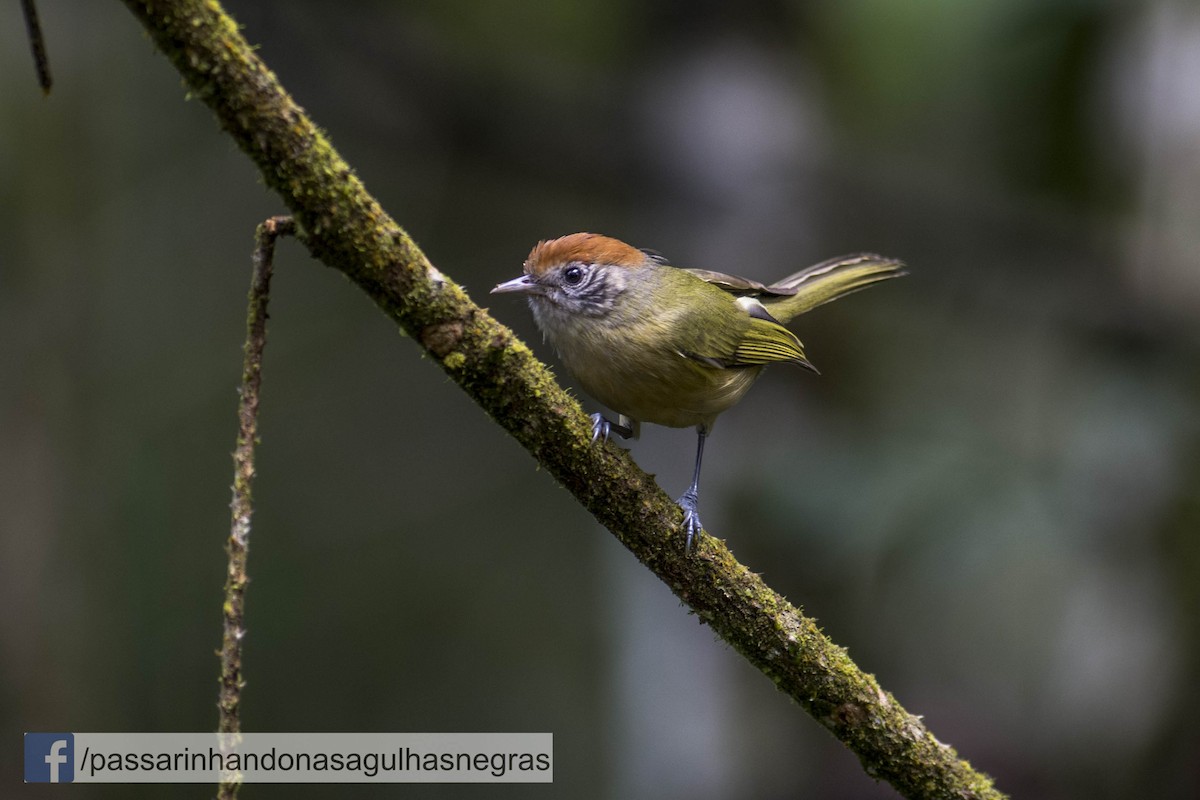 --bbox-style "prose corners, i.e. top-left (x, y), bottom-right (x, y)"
top-left (676, 489), bottom-right (703, 553)
top-left (590, 413), bottom-right (612, 443)
top-left (590, 413), bottom-right (633, 443)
